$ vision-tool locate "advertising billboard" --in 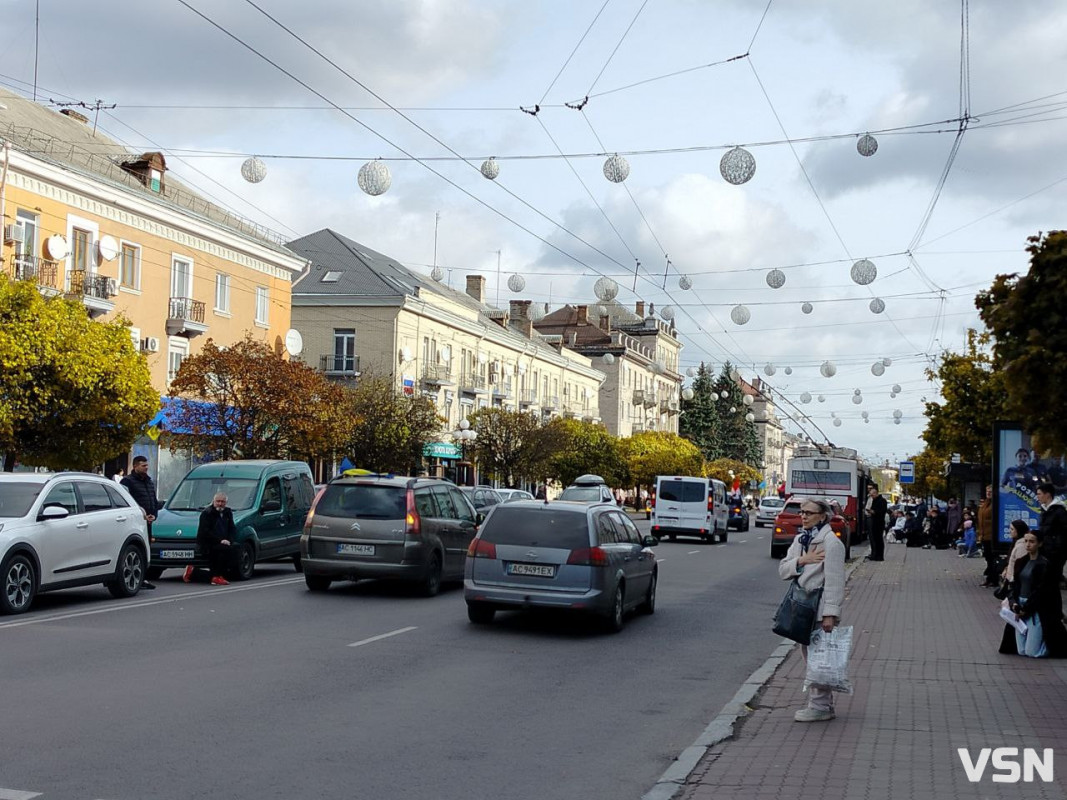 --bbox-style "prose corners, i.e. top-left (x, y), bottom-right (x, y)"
top-left (993, 422), bottom-right (1067, 546)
